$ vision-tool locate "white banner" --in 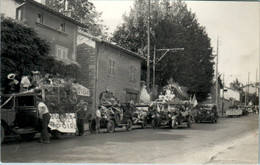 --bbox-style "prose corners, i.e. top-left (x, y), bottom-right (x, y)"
top-left (48, 113), bottom-right (77, 133)
top-left (72, 83), bottom-right (90, 96)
